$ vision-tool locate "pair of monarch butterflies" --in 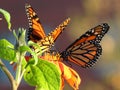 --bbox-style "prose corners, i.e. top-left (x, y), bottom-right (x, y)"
top-left (25, 4), bottom-right (110, 68)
